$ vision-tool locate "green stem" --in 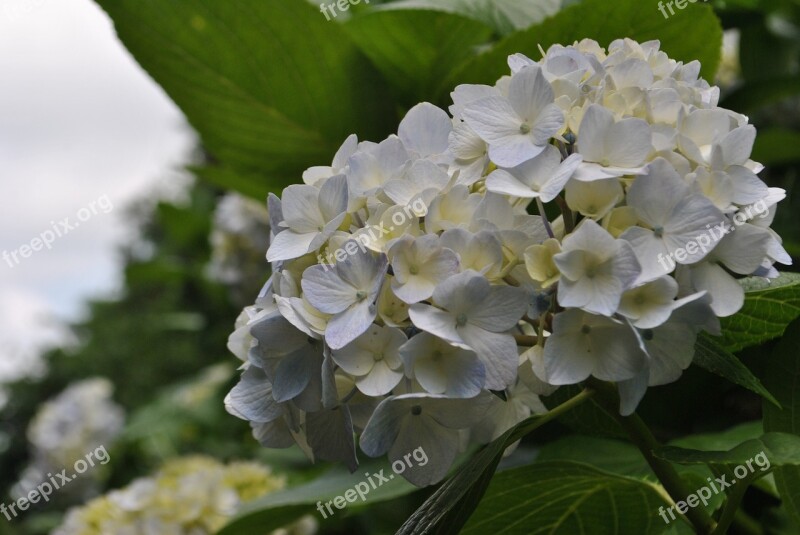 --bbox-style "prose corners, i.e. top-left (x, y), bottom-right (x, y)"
top-left (555, 196), bottom-right (574, 234)
top-left (536, 197), bottom-right (555, 239)
top-left (731, 509), bottom-right (764, 535)
top-left (587, 379), bottom-right (717, 534)
top-left (509, 387), bottom-right (595, 444)
top-left (711, 479), bottom-right (750, 535)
